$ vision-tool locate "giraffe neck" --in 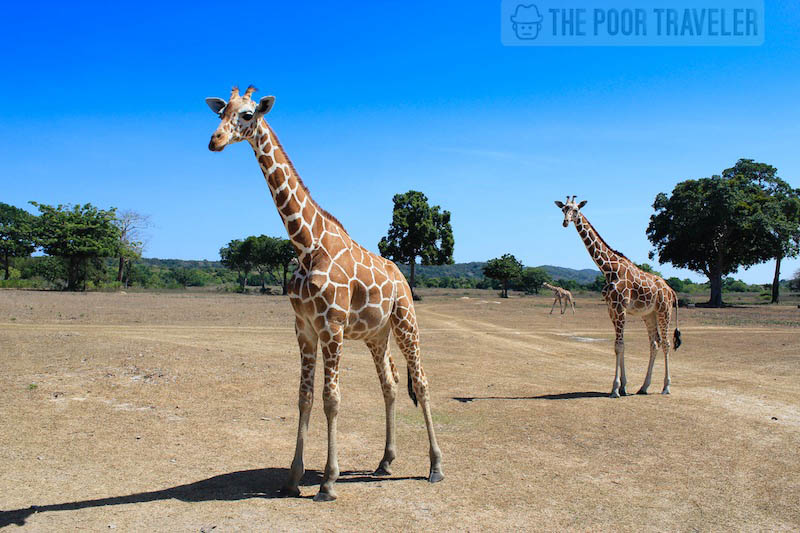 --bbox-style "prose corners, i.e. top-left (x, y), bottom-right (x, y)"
top-left (574, 213), bottom-right (624, 276)
top-left (248, 119), bottom-right (324, 256)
